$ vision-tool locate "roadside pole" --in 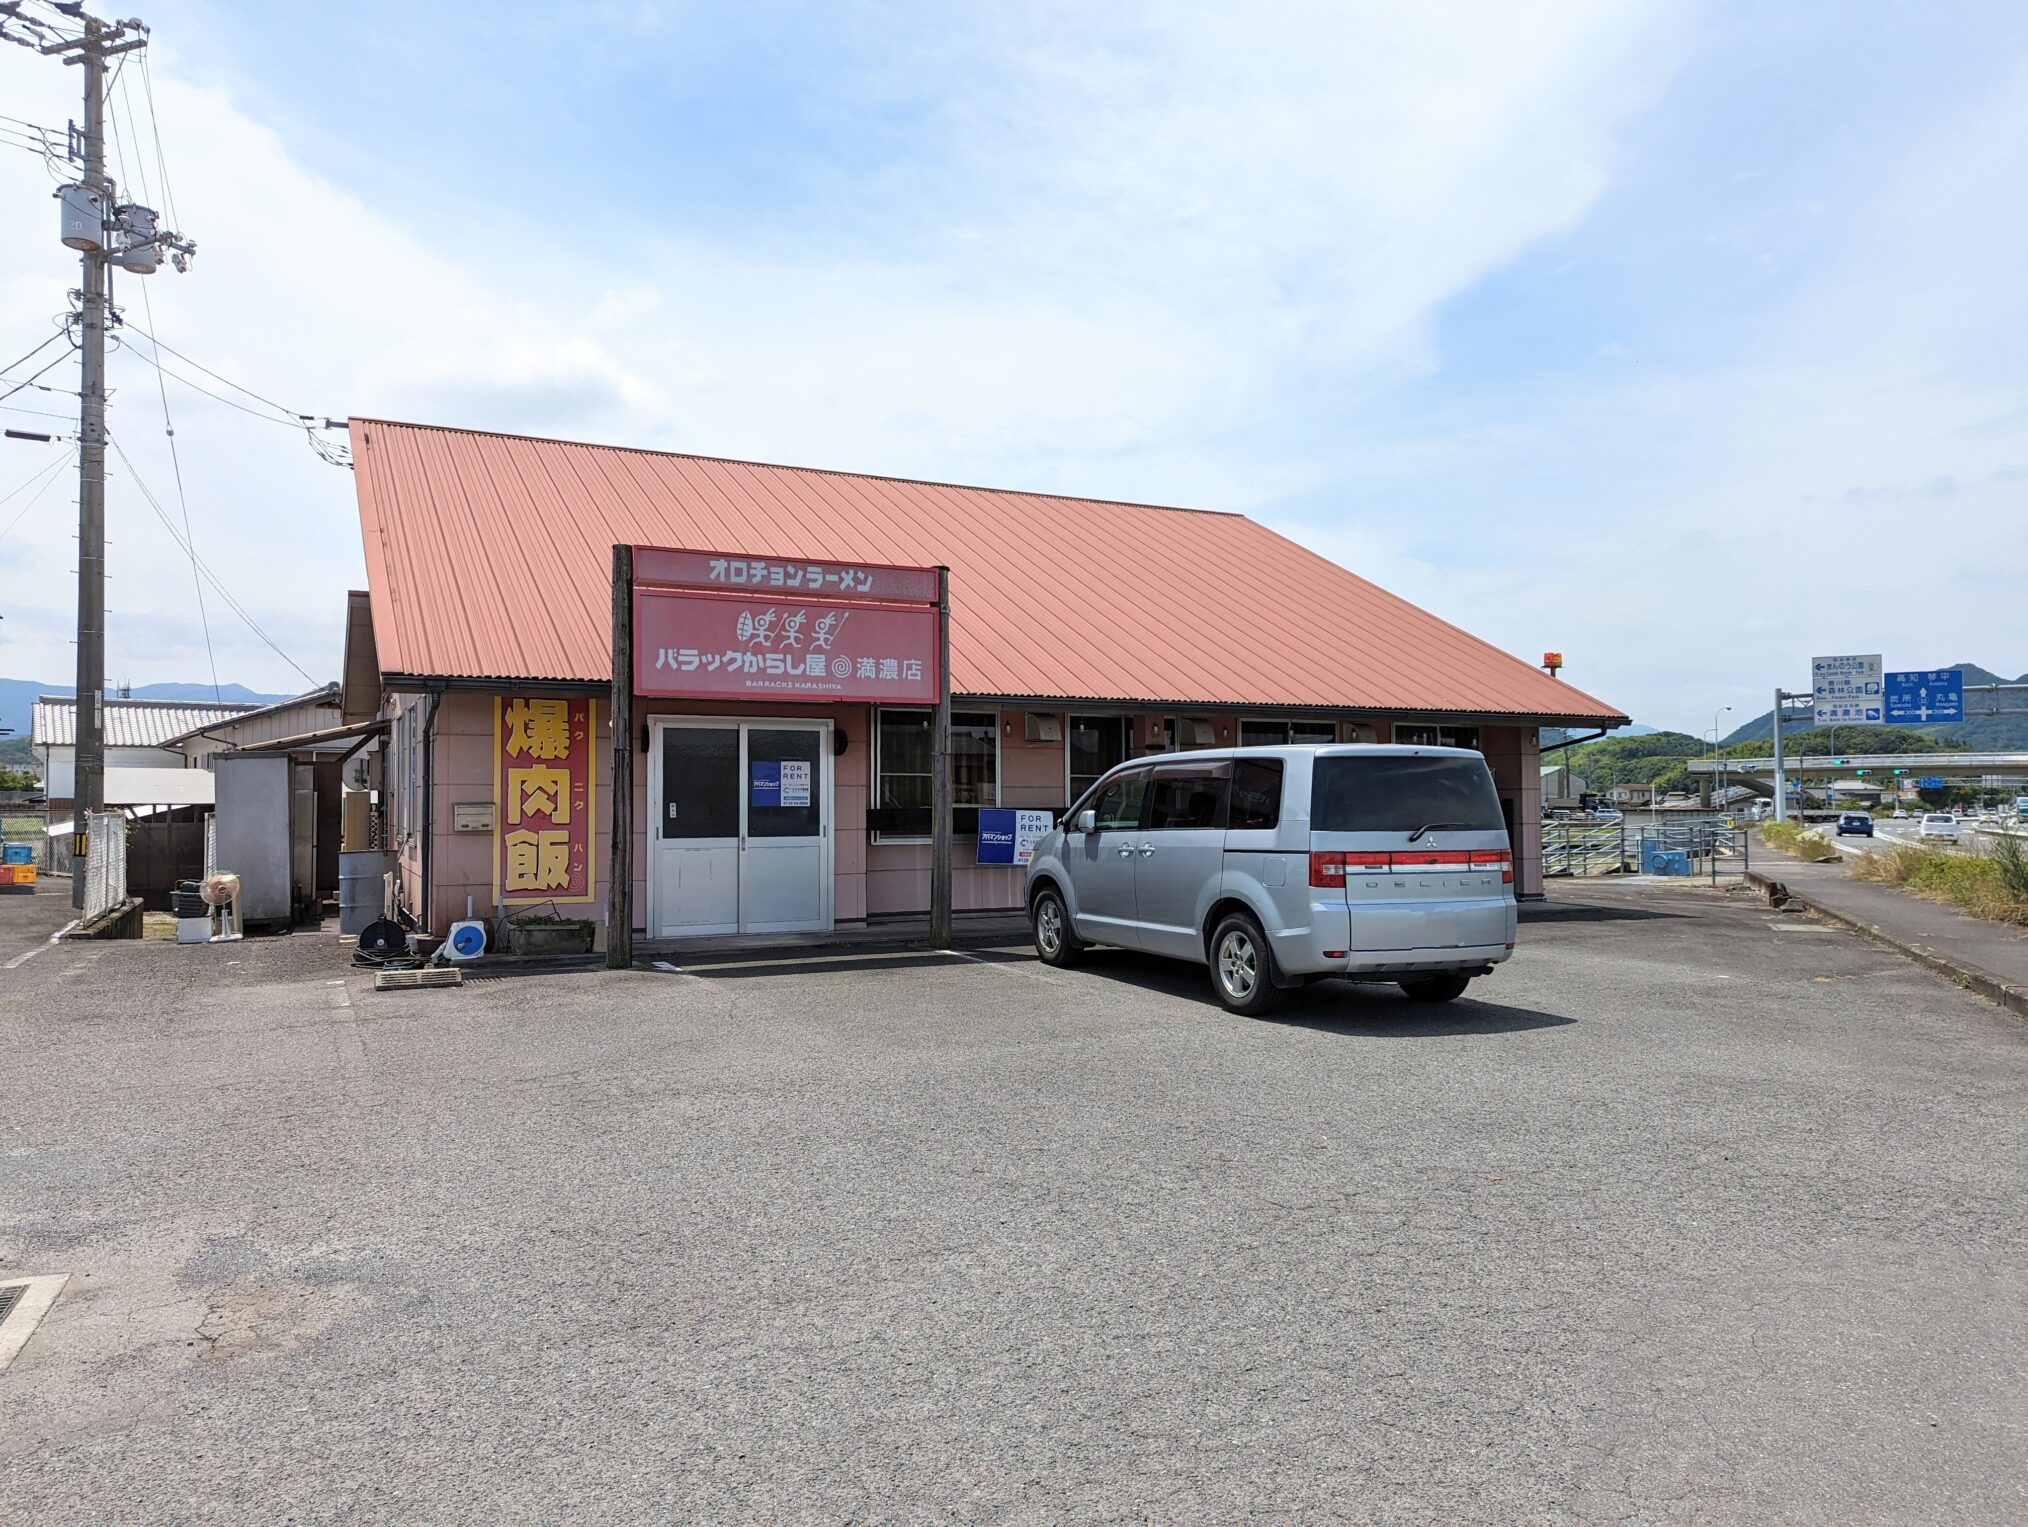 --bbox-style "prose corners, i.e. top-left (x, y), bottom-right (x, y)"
top-left (929, 567), bottom-right (953, 947)
top-left (1772, 688), bottom-right (1786, 823)
top-left (607, 545), bottom-right (634, 970)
